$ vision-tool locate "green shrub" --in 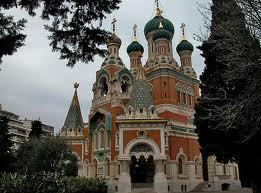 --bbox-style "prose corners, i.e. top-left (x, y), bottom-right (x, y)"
top-left (0, 172), bottom-right (70, 193)
top-left (68, 177), bottom-right (107, 193)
